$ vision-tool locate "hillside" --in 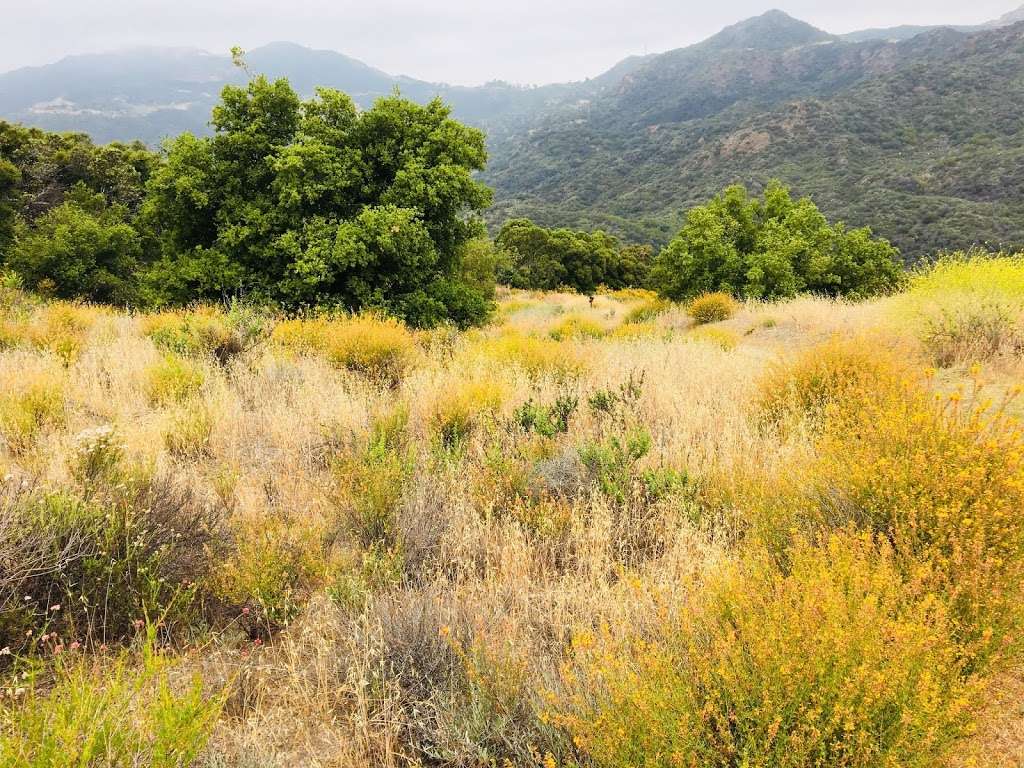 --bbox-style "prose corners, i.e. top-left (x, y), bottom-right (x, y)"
top-left (1, 256), bottom-right (1023, 764)
top-left (484, 15), bottom-right (1024, 258)
top-left (2, 7), bottom-right (1024, 259)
